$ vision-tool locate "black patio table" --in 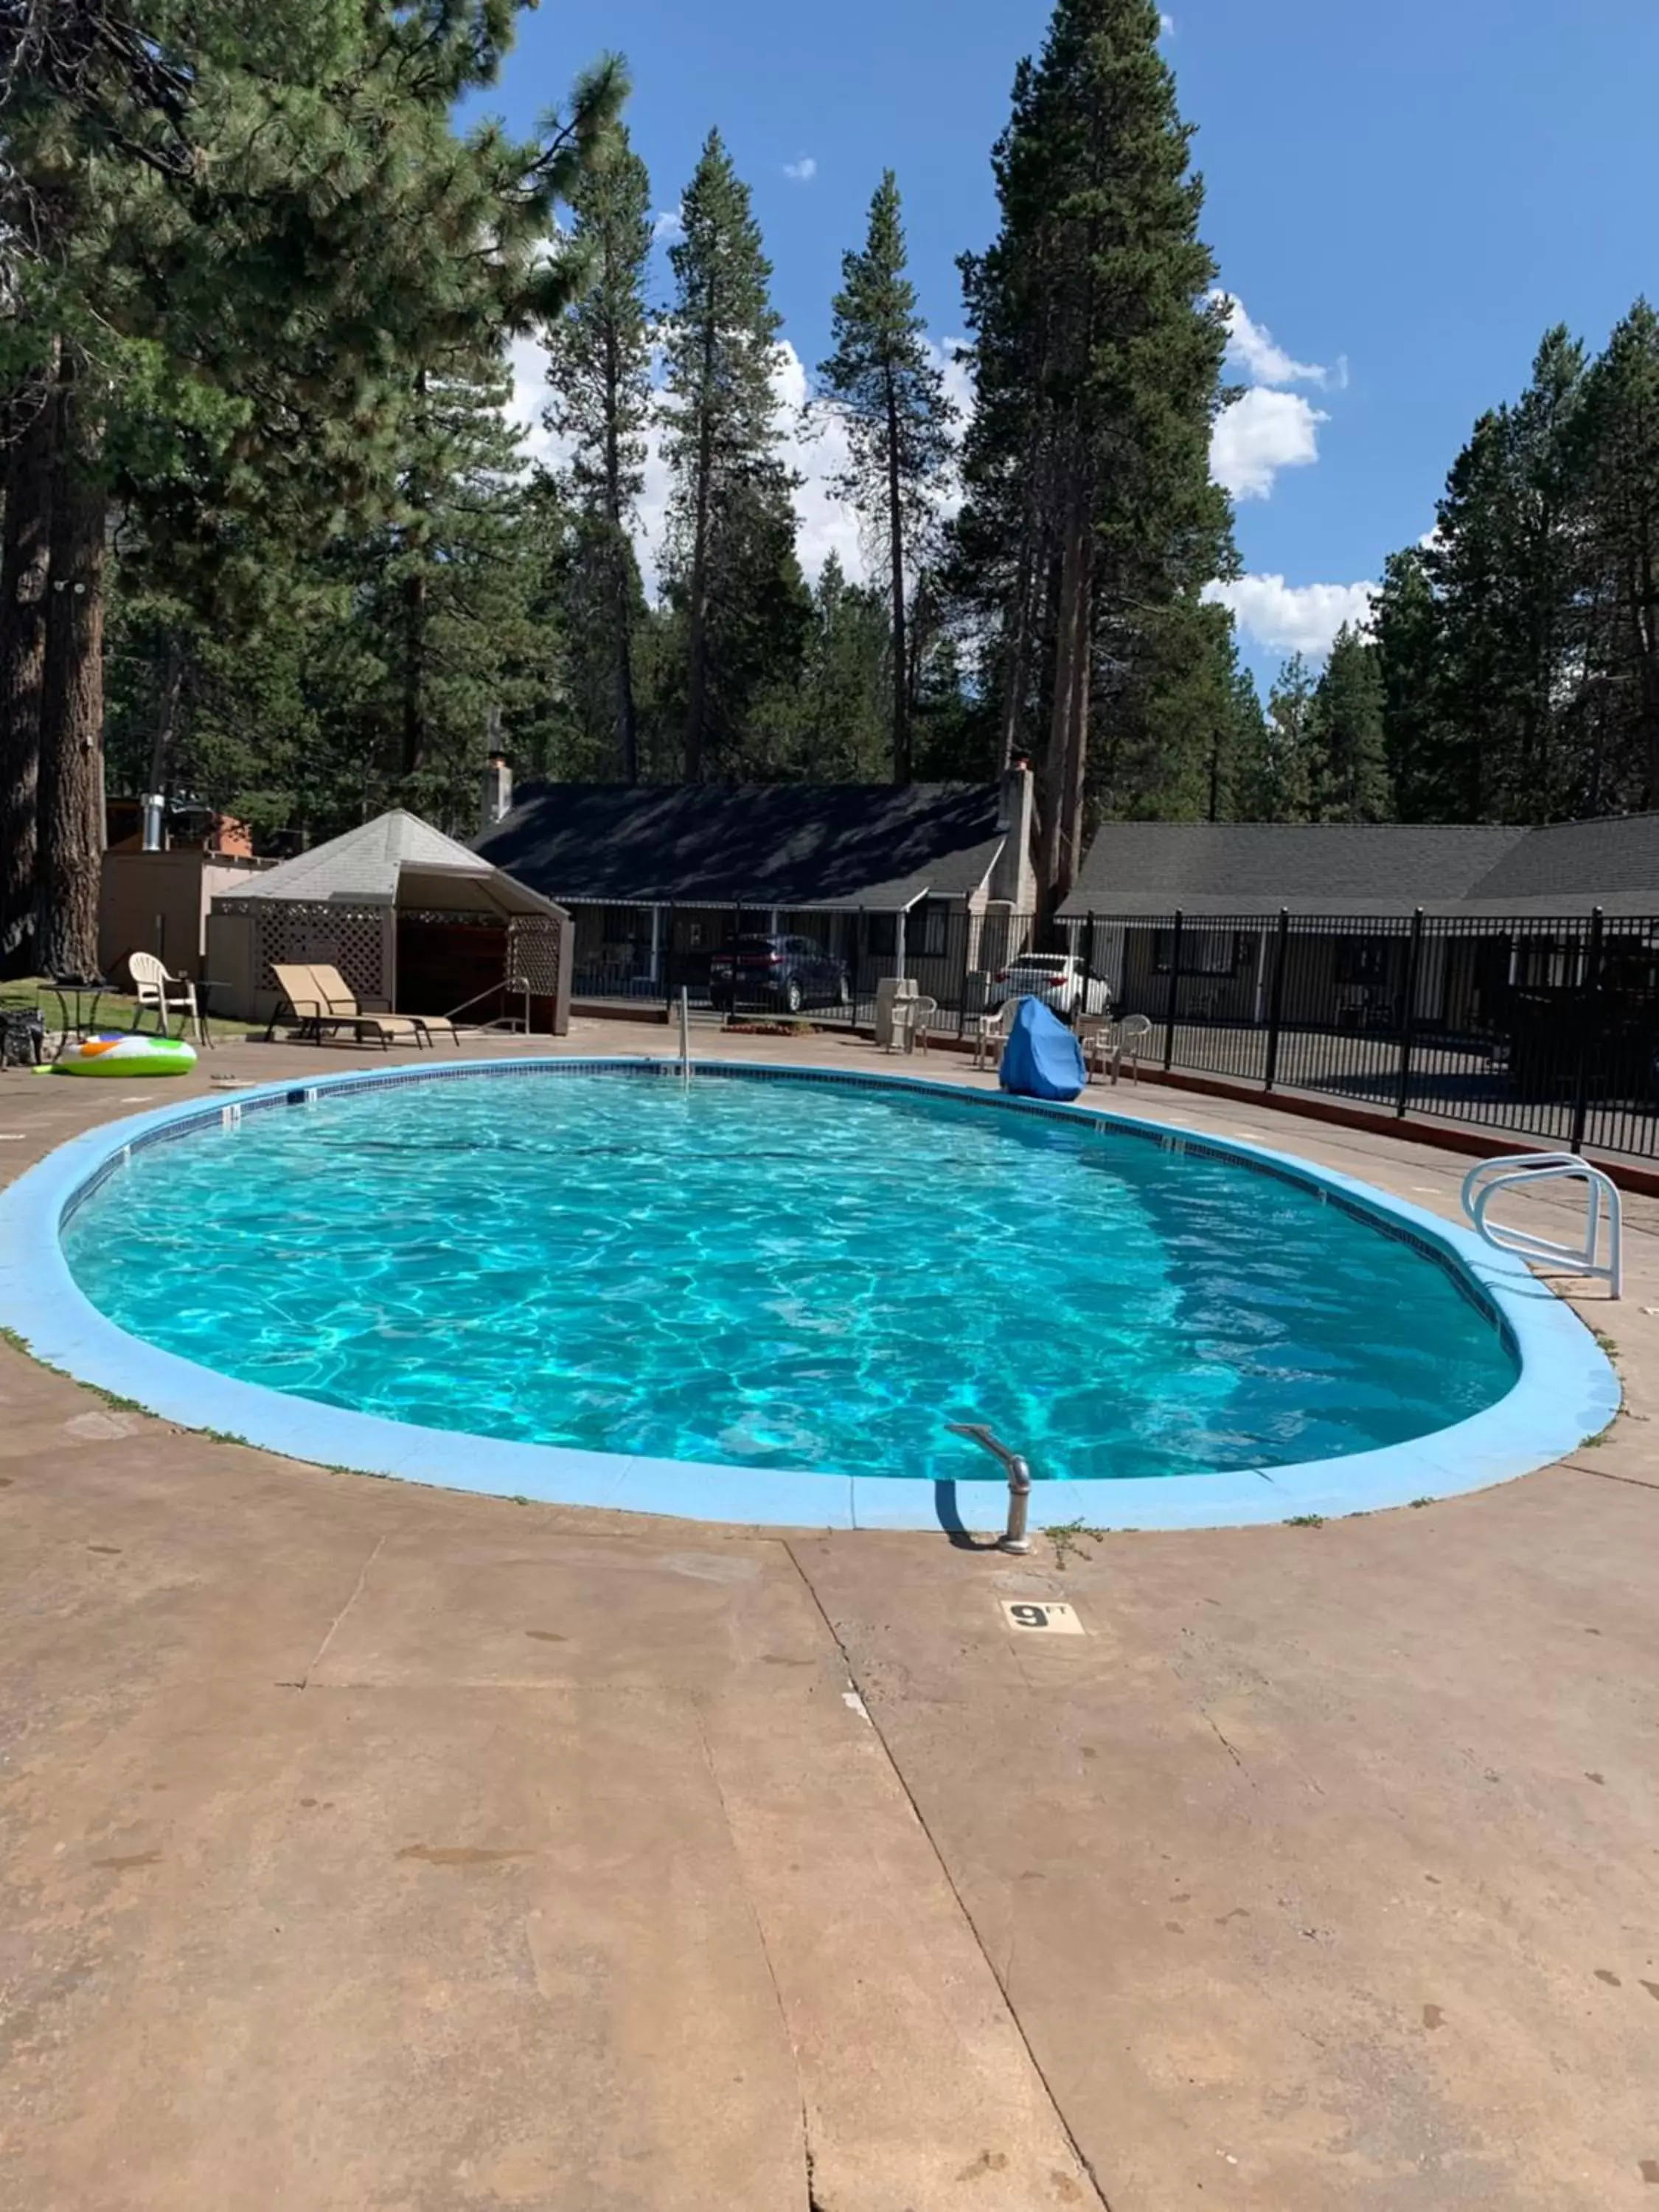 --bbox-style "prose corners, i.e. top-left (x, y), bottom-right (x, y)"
top-left (45, 975), bottom-right (111, 1062)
